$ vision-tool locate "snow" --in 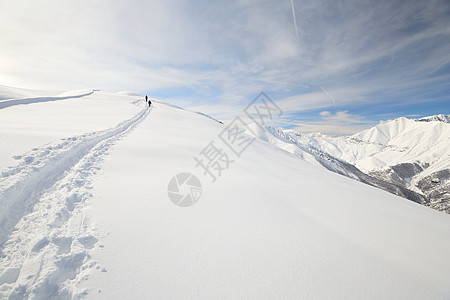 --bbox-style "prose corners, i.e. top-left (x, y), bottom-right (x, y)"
top-left (1, 86), bottom-right (450, 299)
top-left (0, 85), bottom-right (61, 101)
